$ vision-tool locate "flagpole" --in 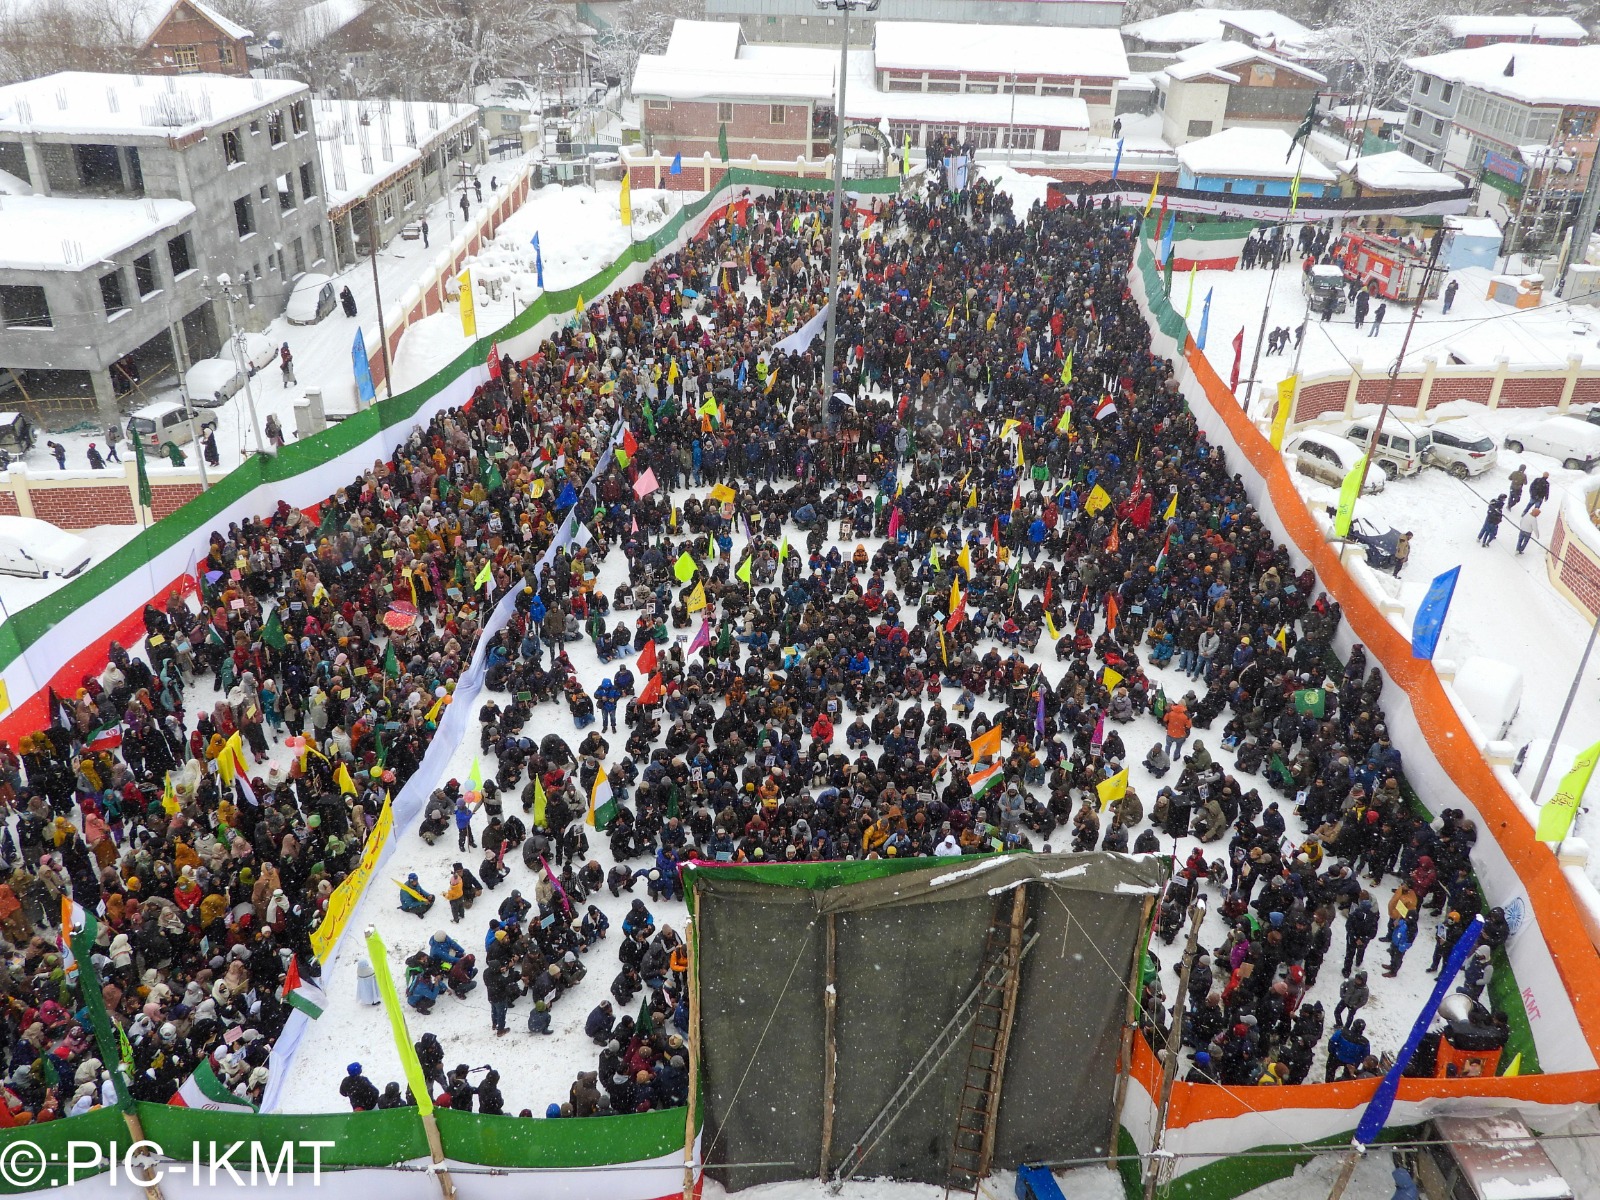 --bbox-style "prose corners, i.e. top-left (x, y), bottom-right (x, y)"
top-left (1240, 131), bottom-right (1311, 410)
